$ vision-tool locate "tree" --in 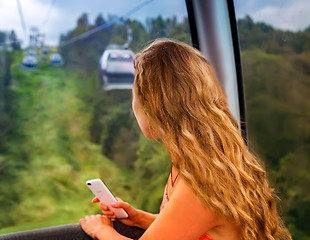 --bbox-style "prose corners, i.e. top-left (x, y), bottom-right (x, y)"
top-left (149, 16), bottom-right (168, 39)
top-left (95, 14), bottom-right (106, 27)
top-left (0, 31), bottom-right (5, 44)
top-left (9, 30), bottom-right (20, 50)
top-left (128, 20), bottom-right (149, 52)
top-left (77, 13), bottom-right (89, 28)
